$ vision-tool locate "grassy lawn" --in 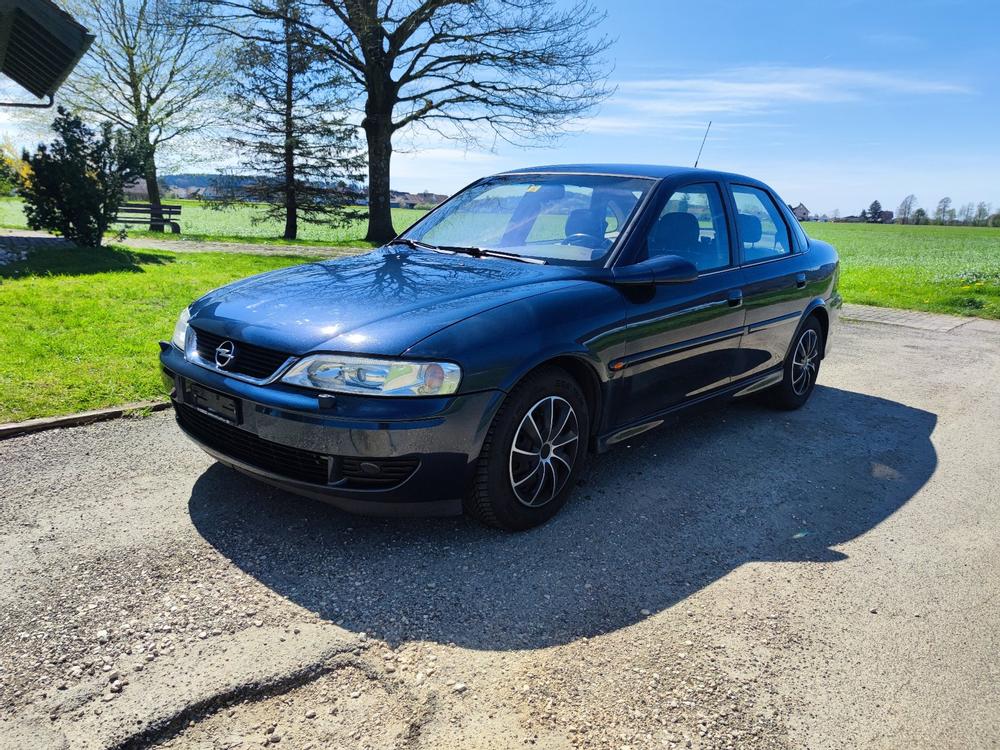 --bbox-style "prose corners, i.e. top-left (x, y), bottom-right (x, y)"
top-left (0, 196), bottom-right (426, 246)
top-left (806, 223), bottom-right (1000, 319)
top-left (0, 245), bottom-right (323, 423)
